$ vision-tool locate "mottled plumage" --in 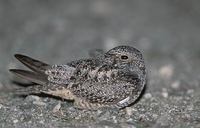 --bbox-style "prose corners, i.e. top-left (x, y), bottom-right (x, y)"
top-left (10, 45), bottom-right (146, 110)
